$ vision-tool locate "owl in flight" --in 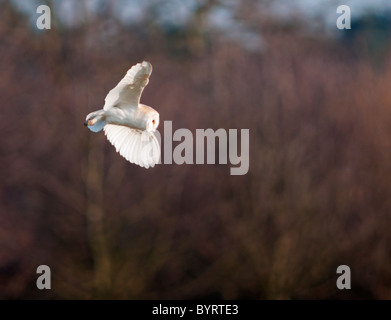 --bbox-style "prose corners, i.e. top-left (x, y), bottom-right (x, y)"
top-left (84, 61), bottom-right (160, 168)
